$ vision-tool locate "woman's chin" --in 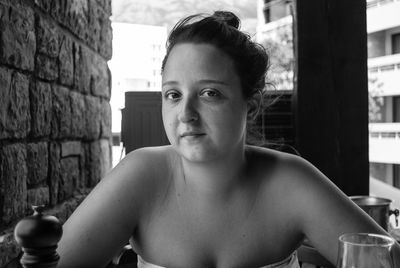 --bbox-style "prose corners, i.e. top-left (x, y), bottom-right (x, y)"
top-left (177, 146), bottom-right (217, 163)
